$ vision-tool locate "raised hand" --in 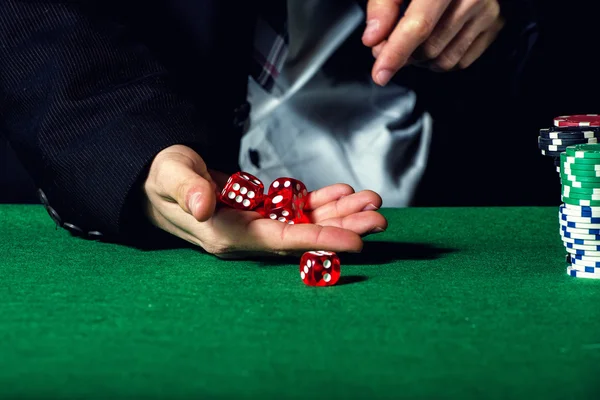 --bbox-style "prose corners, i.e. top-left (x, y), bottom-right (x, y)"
top-left (363, 0), bottom-right (505, 84)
